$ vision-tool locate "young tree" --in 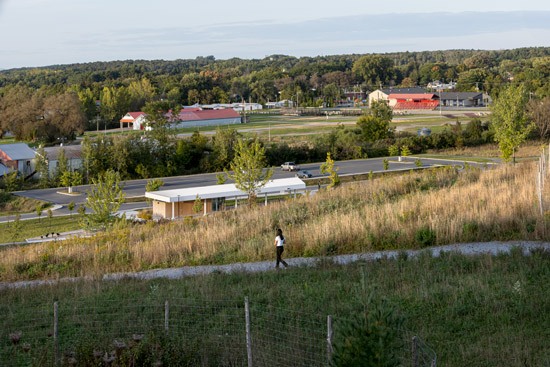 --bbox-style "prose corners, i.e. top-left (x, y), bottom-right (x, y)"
top-left (145, 178), bottom-right (164, 193)
top-left (490, 84), bottom-right (533, 163)
top-left (59, 171), bottom-right (73, 192)
top-left (332, 293), bottom-right (404, 367)
top-left (60, 171), bottom-right (82, 193)
top-left (55, 148), bottom-right (68, 186)
top-left (320, 152), bottom-right (340, 189)
top-left (35, 204), bottom-right (43, 222)
top-left (84, 169), bottom-right (125, 230)
top-left (228, 138), bottom-right (273, 205)
top-left (47, 208), bottom-right (53, 232)
top-left (216, 173), bottom-right (227, 185)
top-left (34, 145), bottom-right (50, 188)
top-left (192, 194), bottom-right (203, 214)
top-left (67, 201), bottom-right (75, 217)
top-left (3, 171), bottom-right (22, 193)
top-left (211, 127), bottom-right (239, 171)
top-left (9, 214), bottom-right (22, 243)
